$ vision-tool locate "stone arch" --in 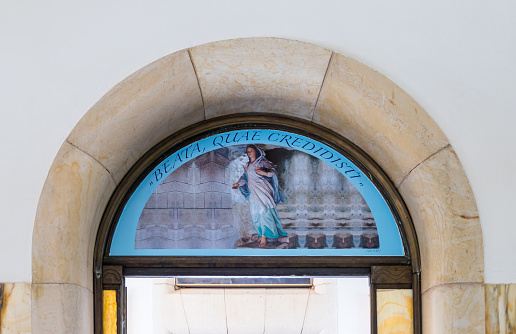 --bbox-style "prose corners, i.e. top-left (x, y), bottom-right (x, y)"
top-left (32, 38), bottom-right (484, 333)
